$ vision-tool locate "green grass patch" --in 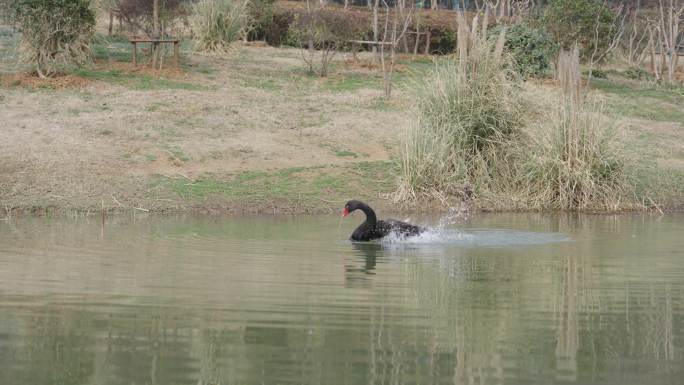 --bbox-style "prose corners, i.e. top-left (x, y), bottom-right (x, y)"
top-left (591, 78), bottom-right (684, 123)
top-left (73, 68), bottom-right (210, 91)
top-left (322, 72), bottom-right (382, 92)
top-left (367, 97), bottom-right (400, 111)
top-left (241, 75), bottom-right (283, 91)
top-left (150, 161), bottom-right (395, 205)
top-left (631, 163), bottom-right (684, 209)
top-left (320, 143), bottom-right (365, 158)
top-left (183, 61), bottom-right (216, 75)
top-left (239, 65), bottom-right (389, 94)
top-left (228, 50), bottom-right (432, 96)
top-left (92, 35), bottom-right (132, 63)
top-left (391, 58), bottom-right (436, 87)
top-left (334, 150), bottom-right (358, 158)
top-left (92, 35), bottom-right (195, 66)
top-left (163, 145), bottom-right (191, 162)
